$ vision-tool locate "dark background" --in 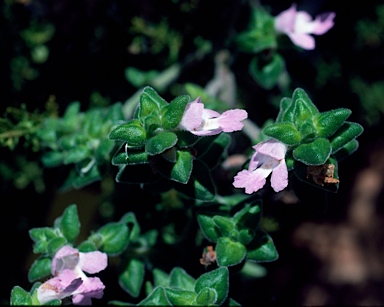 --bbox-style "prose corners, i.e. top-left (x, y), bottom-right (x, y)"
top-left (2, 0), bottom-right (384, 305)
